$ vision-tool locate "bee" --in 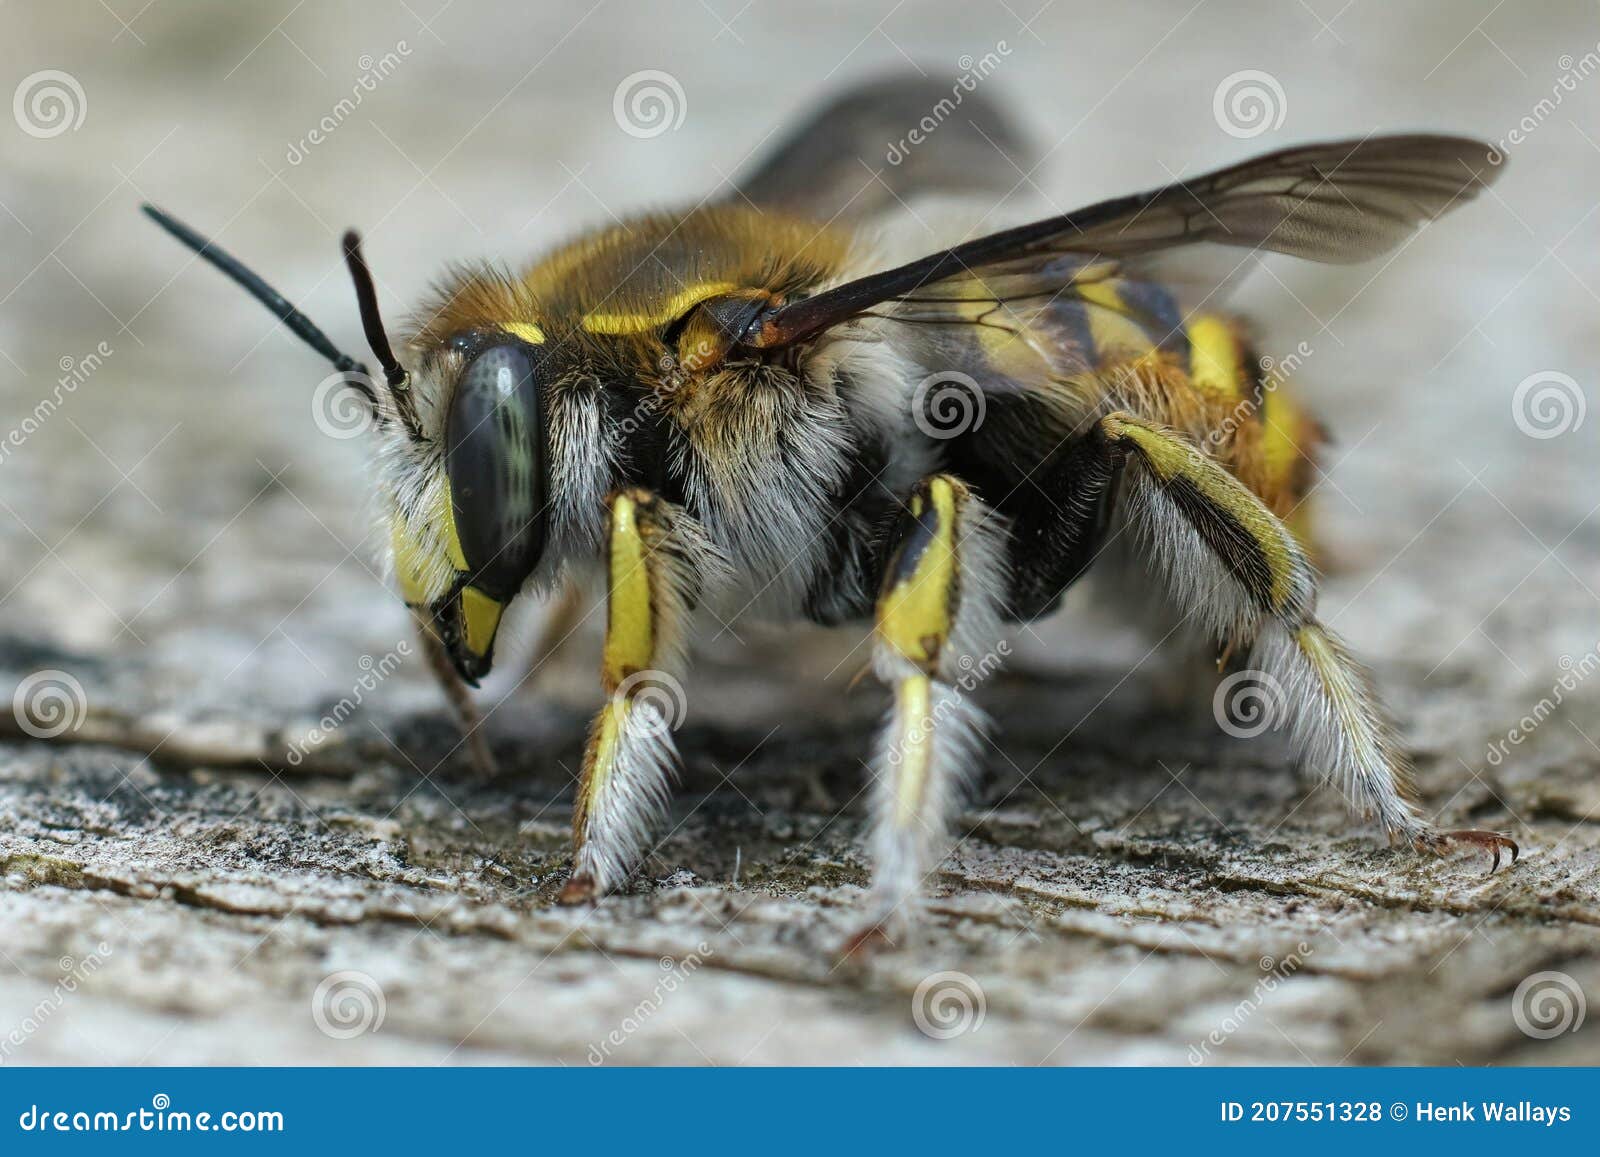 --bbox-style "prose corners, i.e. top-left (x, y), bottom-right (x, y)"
top-left (145, 76), bottom-right (1517, 941)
